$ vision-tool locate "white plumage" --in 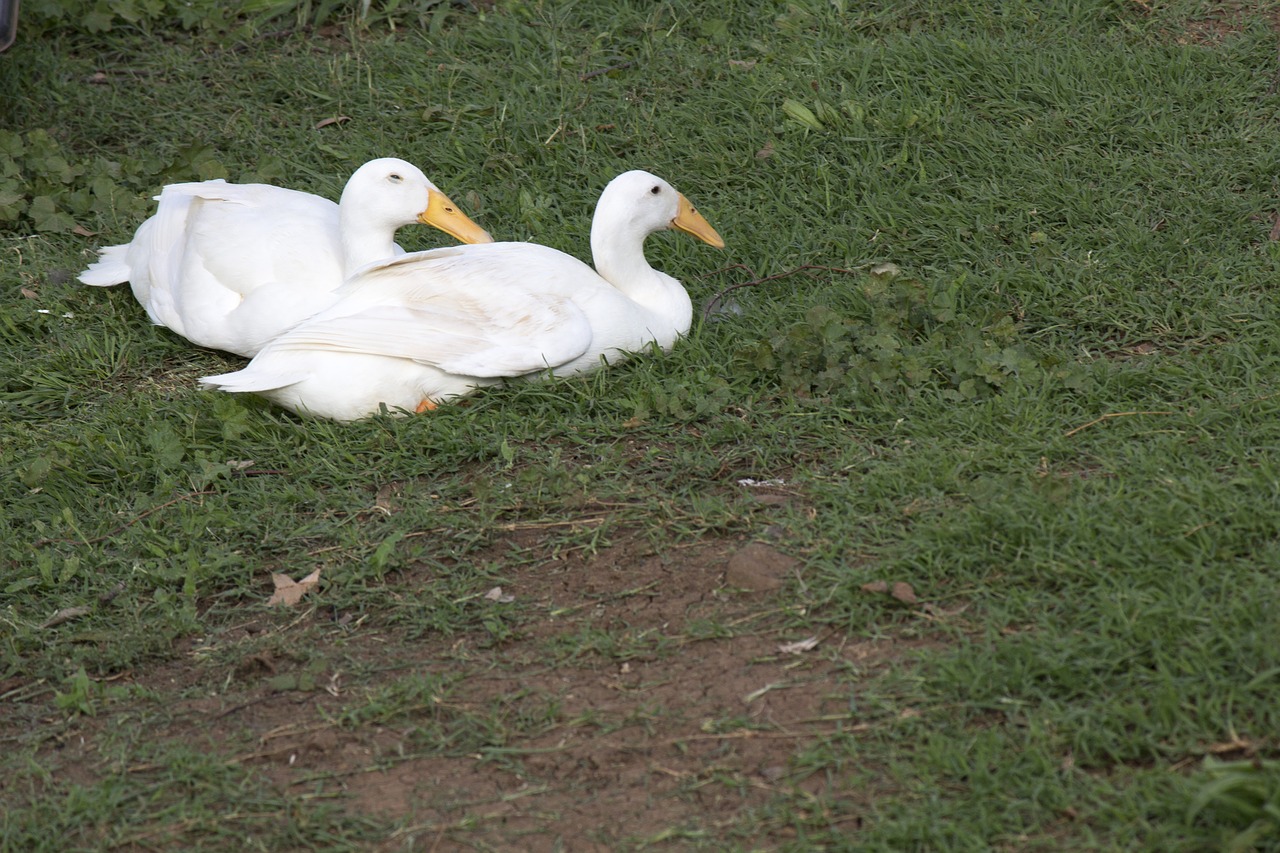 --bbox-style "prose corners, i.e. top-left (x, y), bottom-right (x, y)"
top-left (201, 170), bottom-right (724, 420)
top-left (78, 158), bottom-right (491, 357)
